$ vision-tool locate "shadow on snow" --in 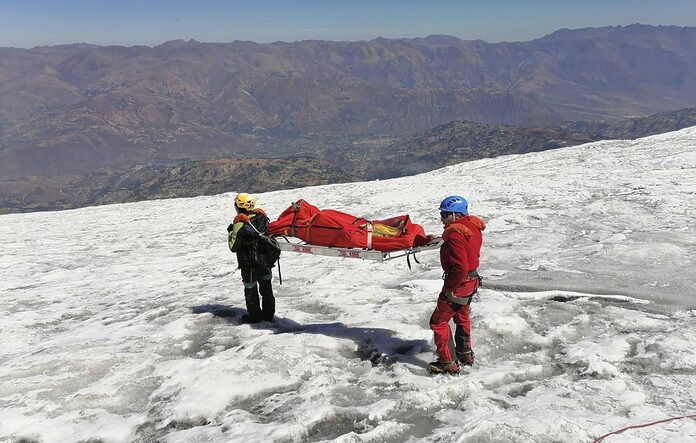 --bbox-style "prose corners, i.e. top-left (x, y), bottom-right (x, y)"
top-left (190, 304), bottom-right (431, 369)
